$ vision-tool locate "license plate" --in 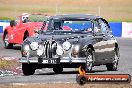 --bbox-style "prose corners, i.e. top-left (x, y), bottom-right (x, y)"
top-left (38, 58), bottom-right (60, 64)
